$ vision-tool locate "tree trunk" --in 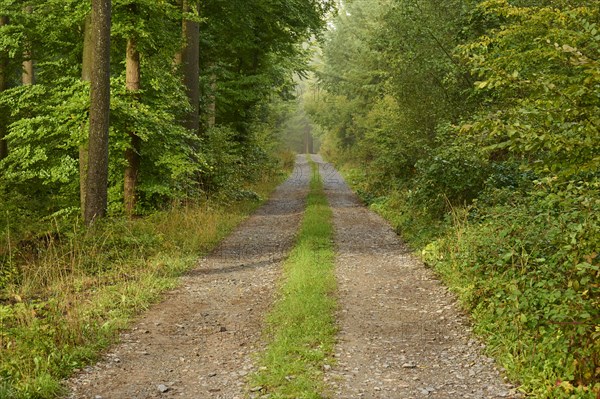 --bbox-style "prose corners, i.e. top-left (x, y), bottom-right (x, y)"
top-left (80, 13), bottom-right (93, 217)
top-left (84, 0), bottom-right (111, 225)
top-left (0, 16), bottom-right (9, 160)
top-left (22, 56), bottom-right (34, 85)
top-left (207, 71), bottom-right (217, 128)
top-left (181, 0), bottom-right (200, 135)
top-left (124, 37), bottom-right (141, 217)
top-left (22, 6), bottom-right (34, 85)
top-left (81, 14), bottom-right (93, 82)
top-left (304, 125), bottom-right (313, 154)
